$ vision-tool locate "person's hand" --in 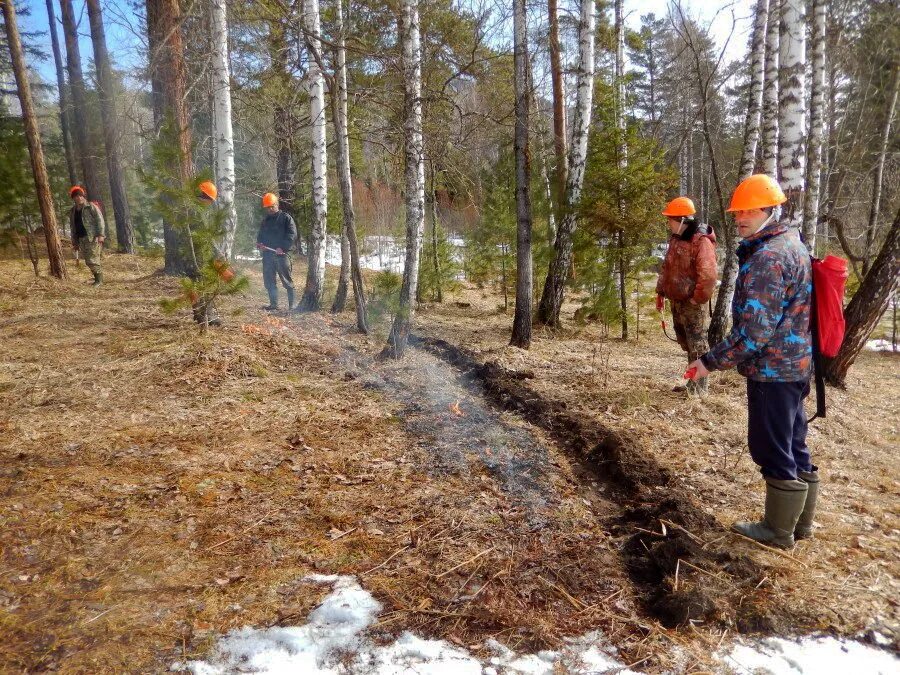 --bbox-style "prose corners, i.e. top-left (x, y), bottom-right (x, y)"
top-left (688, 297), bottom-right (698, 305)
top-left (72, 242), bottom-right (78, 251)
top-left (95, 236), bottom-right (104, 245)
top-left (275, 247), bottom-right (284, 255)
top-left (685, 359), bottom-right (709, 380)
top-left (256, 243), bottom-right (264, 250)
top-left (656, 294), bottom-right (664, 312)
